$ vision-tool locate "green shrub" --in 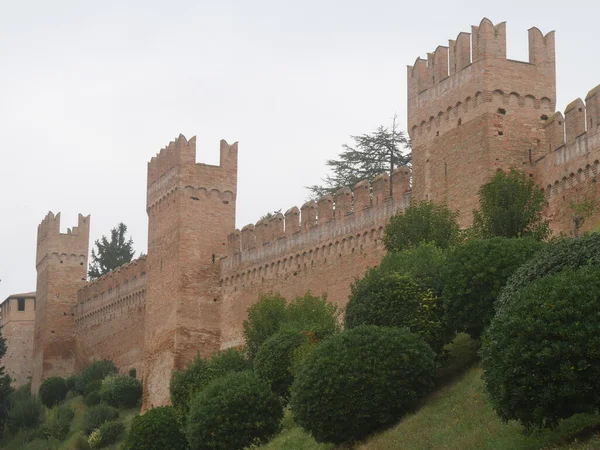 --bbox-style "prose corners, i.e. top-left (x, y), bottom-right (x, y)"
top-left (93, 420), bottom-right (124, 447)
top-left (99, 375), bottom-right (142, 408)
top-left (66, 375), bottom-right (80, 393)
top-left (243, 293), bottom-right (288, 359)
top-left (123, 406), bottom-right (188, 450)
top-left (482, 267), bottom-right (600, 431)
top-left (254, 330), bottom-right (307, 401)
top-left (379, 243), bottom-right (447, 295)
top-left (186, 371), bottom-right (283, 450)
top-left (498, 233), bottom-right (600, 311)
top-left (39, 376), bottom-right (69, 407)
top-left (43, 404), bottom-right (74, 440)
top-left (291, 326), bottom-right (437, 444)
top-left (383, 200), bottom-right (460, 252)
top-left (283, 293), bottom-right (340, 339)
top-left (170, 348), bottom-right (251, 422)
top-left (442, 237), bottom-right (543, 339)
top-left (7, 390), bottom-right (43, 433)
top-left (84, 390), bottom-right (101, 407)
top-left (88, 429), bottom-right (102, 449)
top-left (345, 269), bottom-right (445, 352)
top-left (76, 360), bottom-right (118, 394)
top-left (82, 404), bottom-right (119, 436)
top-left (84, 380), bottom-right (103, 396)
